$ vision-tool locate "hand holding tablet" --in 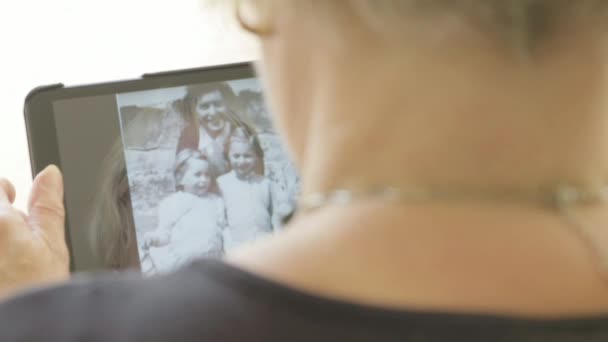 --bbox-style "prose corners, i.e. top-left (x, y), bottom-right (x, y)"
top-left (0, 166), bottom-right (69, 298)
